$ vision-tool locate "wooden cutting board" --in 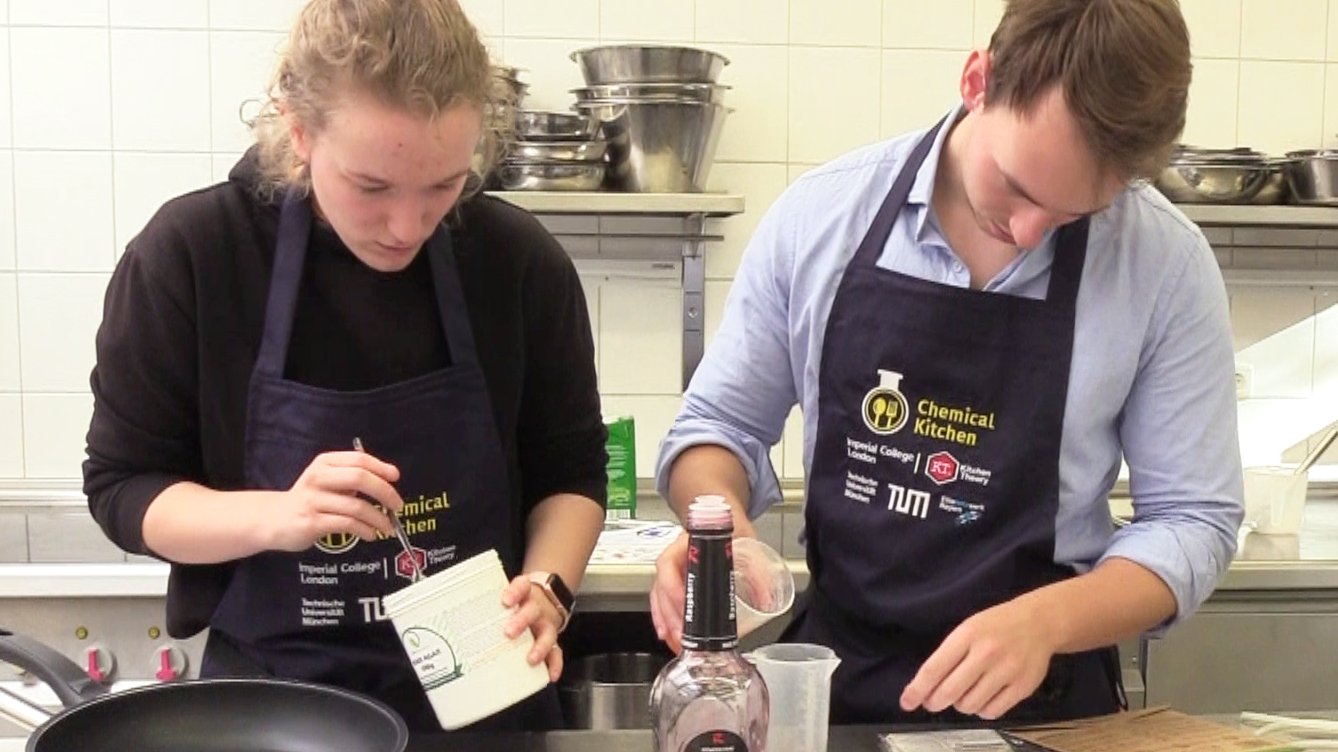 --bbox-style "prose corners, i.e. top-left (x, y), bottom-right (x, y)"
top-left (1004, 706), bottom-right (1300, 752)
